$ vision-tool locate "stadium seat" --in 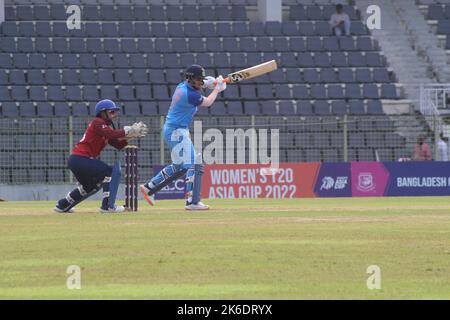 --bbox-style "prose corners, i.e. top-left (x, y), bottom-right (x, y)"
top-left (330, 52), bottom-right (347, 67)
top-left (298, 53), bottom-right (314, 67)
top-left (0, 53), bottom-right (12, 68)
top-left (141, 102), bottom-right (158, 116)
top-left (136, 85), bottom-right (152, 101)
top-left (10, 70), bottom-right (26, 85)
top-left (366, 52), bottom-right (383, 67)
top-left (47, 86), bottom-right (65, 101)
top-left (210, 102), bottom-right (227, 115)
top-left (54, 102), bottom-right (71, 116)
top-left (286, 68), bottom-right (302, 83)
top-left (52, 22), bottom-right (69, 37)
top-left (0, 37), bottom-right (17, 52)
top-left (303, 69), bottom-right (320, 83)
top-left (84, 5), bottom-right (101, 21)
top-left (356, 68), bottom-right (372, 83)
top-left (29, 87), bottom-right (46, 101)
top-left (275, 85), bottom-right (291, 99)
top-left (79, 54), bottom-right (96, 68)
top-left (118, 86), bottom-right (135, 100)
top-left (306, 6), bottom-right (322, 20)
top-left (115, 69), bottom-right (133, 84)
top-left (311, 84), bottom-right (327, 99)
top-left (36, 22), bottom-right (52, 37)
top-left (100, 5), bottom-right (117, 20)
top-left (17, 38), bottom-right (34, 52)
top-left (117, 6), bottom-right (134, 21)
top-left (328, 84), bottom-right (344, 99)
top-left (363, 84), bottom-right (379, 99)
top-left (278, 101), bottom-right (296, 115)
top-left (98, 70), bottom-right (114, 85)
top-left (373, 68), bottom-right (391, 82)
top-left (289, 37), bottom-right (305, 52)
top-left (104, 39), bottom-right (120, 53)
top-left (381, 84), bottom-right (397, 99)
top-left (72, 103), bottom-right (89, 116)
top-left (11, 86), bottom-right (28, 101)
top-left (367, 100), bottom-right (384, 114)
top-left (16, 6), bottom-right (34, 21)
top-left (320, 68), bottom-right (337, 83)
top-left (227, 101), bottom-right (243, 115)
top-left (348, 52), bottom-right (366, 67)
top-left (298, 21), bottom-right (315, 36)
top-left (357, 37), bottom-right (374, 51)
top-left (339, 37), bottom-right (357, 51)
top-left (153, 85), bottom-right (170, 100)
top-left (244, 101), bottom-right (260, 115)
top-left (346, 84), bottom-right (362, 99)
top-left (314, 100), bottom-right (330, 114)
top-left (331, 100), bottom-right (347, 114)
top-left (1, 102), bottom-right (18, 115)
top-left (66, 86), bottom-right (83, 101)
top-left (249, 22), bottom-right (266, 36)
top-left (36, 102), bottom-right (54, 116)
top-left (349, 100), bottom-right (366, 114)
top-left (261, 101), bottom-right (277, 115)
top-left (100, 86), bottom-right (118, 100)
top-left (240, 85), bottom-right (257, 99)
top-left (323, 37), bottom-right (339, 52)
top-left (80, 70), bottom-right (97, 85)
top-left (265, 21), bottom-right (282, 36)
top-left (315, 21), bottom-right (331, 36)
